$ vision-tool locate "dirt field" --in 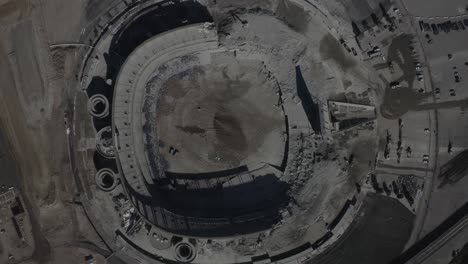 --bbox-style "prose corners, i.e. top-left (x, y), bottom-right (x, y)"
top-left (0, 0), bottom-right (107, 263)
top-left (157, 61), bottom-right (285, 173)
